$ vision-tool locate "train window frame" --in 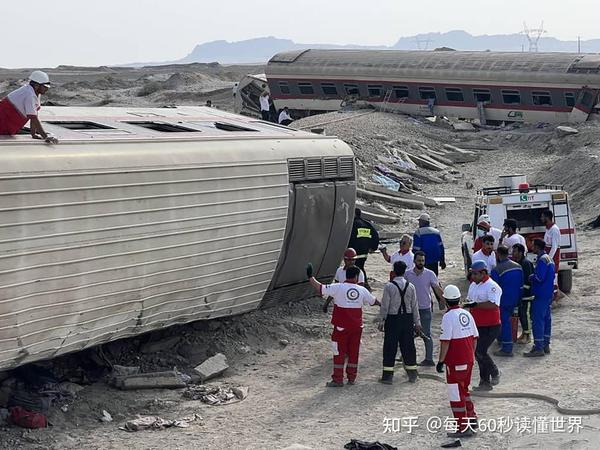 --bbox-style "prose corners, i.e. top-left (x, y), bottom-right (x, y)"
top-left (321, 83), bottom-right (338, 96)
top-left (532, 91), bottom-right (553, 106)
top-left (501, 90), bottom-right (521, 105)
top-left (278, 82), bottom-right (291, 95)
top-left (343, 84), bottom-right (360, 96)
top-left (393, 86), bottom-right (409, 99)
top-left (418, 87), bottom-right (436, 100)
top-left (124, 121), bottom-right (200, 133)
top-left (45, 121), bottom-right (116, 130)
top-left (367, 85), bottom-right (383, 97)
top-left (565, 92), bottom-right (576, 107)
top-left (445, 88), bottom-right (464, 102)
top-left (298, 82), bottom-right (314, 95)
top-left (473, 88), bottom-right (492, 103)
